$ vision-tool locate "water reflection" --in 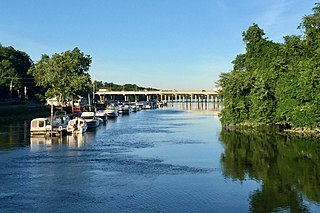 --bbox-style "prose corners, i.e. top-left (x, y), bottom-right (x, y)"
top-left (30, 134), bottom-right (88, 151)
top-left (0, 121), bottom-right (29, 150)
top-left (219, 129), bottom-right (320, 212)
top-left (167, 102), bottom-right (223, 113)
top-left (65, 134), bottom-right (88, 148)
